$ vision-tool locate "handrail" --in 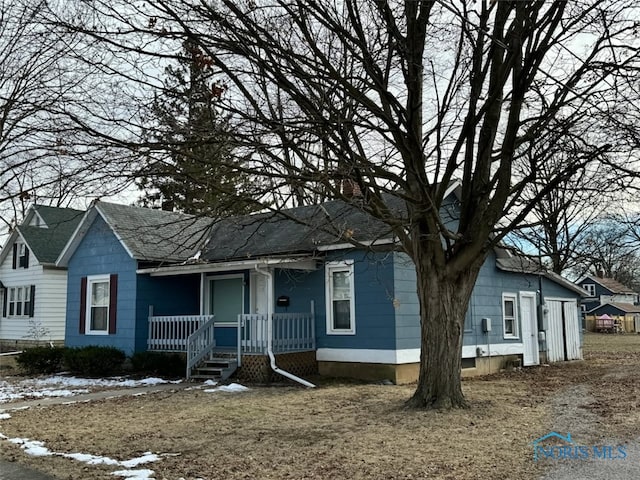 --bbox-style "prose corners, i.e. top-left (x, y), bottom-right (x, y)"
top-left (186, 315), bottom-right (216, 379)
